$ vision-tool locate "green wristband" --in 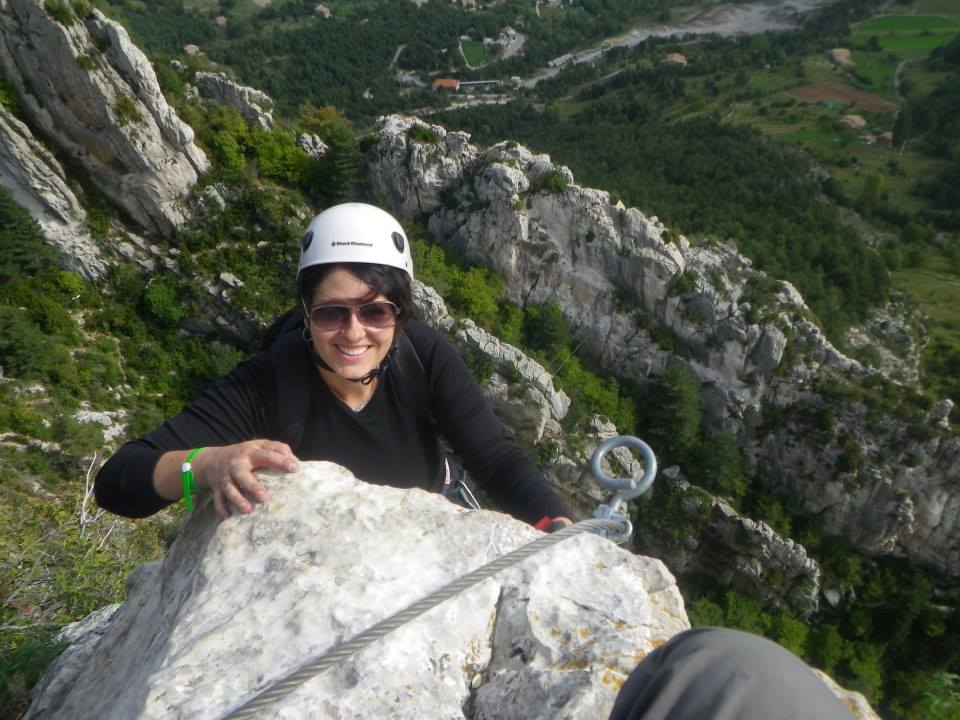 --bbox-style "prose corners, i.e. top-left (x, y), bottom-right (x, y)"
top-left (181, 447), bottom-right (206, 511)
